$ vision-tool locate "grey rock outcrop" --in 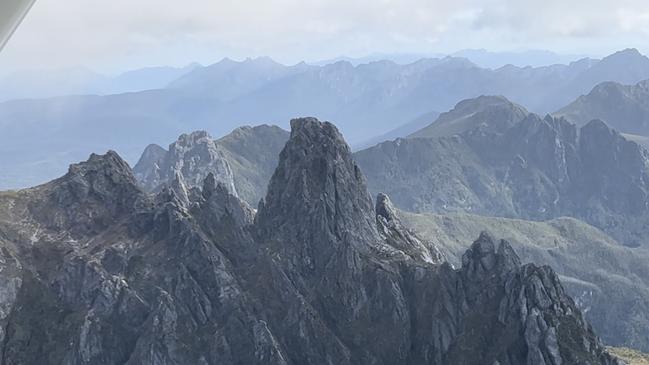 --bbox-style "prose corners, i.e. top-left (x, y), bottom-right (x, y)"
top-left (133, 130), bottom-right (238, 197)
top-left (134, 125), bottom-right (289, 206)
top-left (253, 118), bottom-right (619, 364)
top-left (401, 210), bottom-right (649, 353)
top-left (0, 118), bottom-right (620, 364)
top-left (376, 193), bottom-right (445, 264)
